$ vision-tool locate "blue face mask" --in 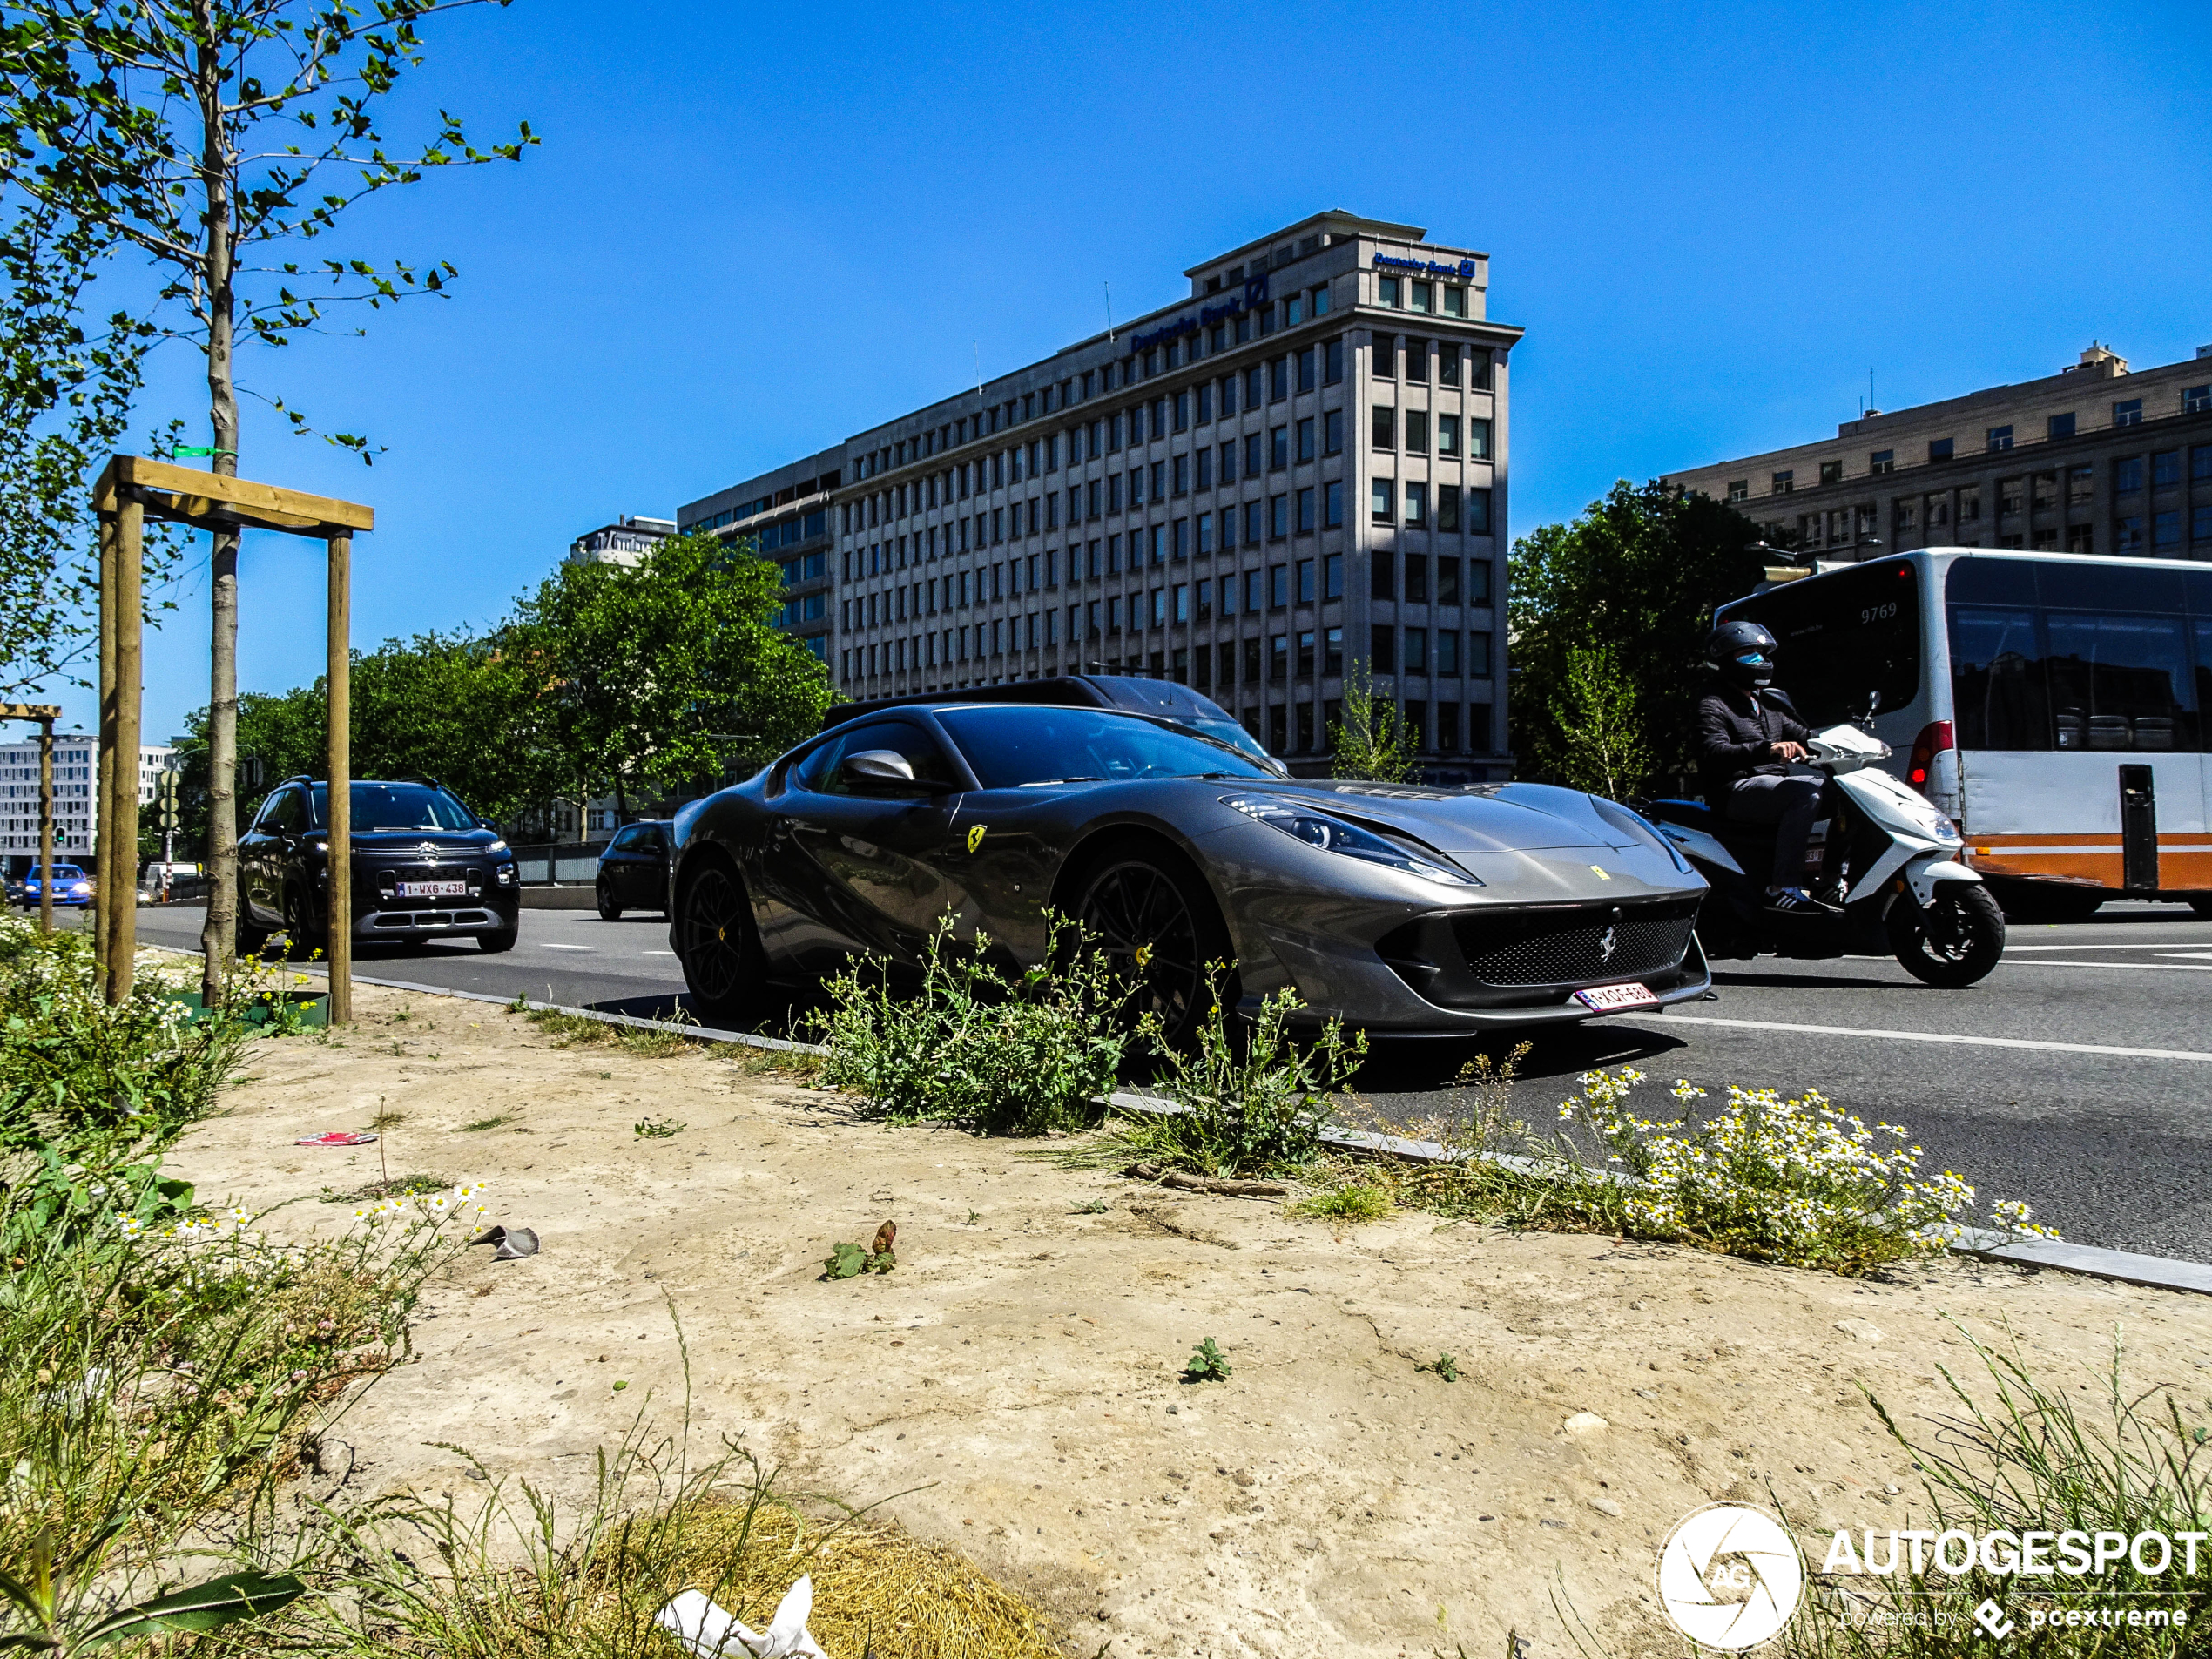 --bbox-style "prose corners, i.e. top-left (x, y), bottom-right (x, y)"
top-left (1734, 651), bottom-right (1770, 671)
